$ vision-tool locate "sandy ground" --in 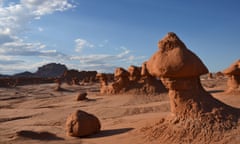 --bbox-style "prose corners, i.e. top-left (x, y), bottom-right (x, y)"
top-left (0, 78), bottom-right (239, 144)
